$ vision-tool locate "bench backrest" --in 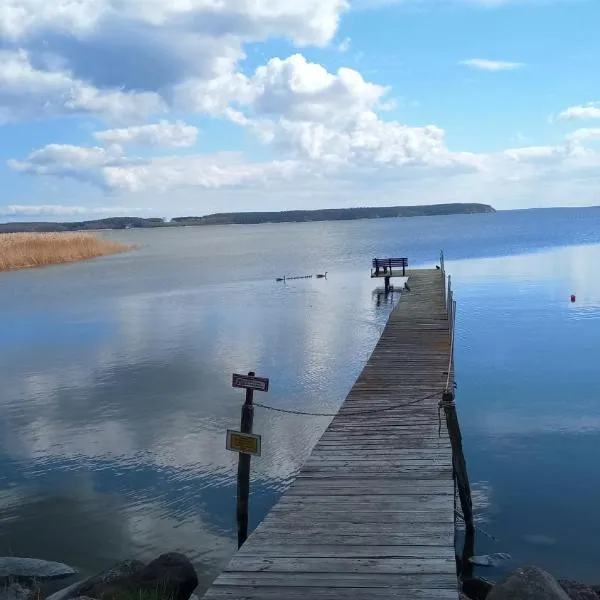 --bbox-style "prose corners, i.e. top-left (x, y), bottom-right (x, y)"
top-left (372, 257), bottom-right (408, 268)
